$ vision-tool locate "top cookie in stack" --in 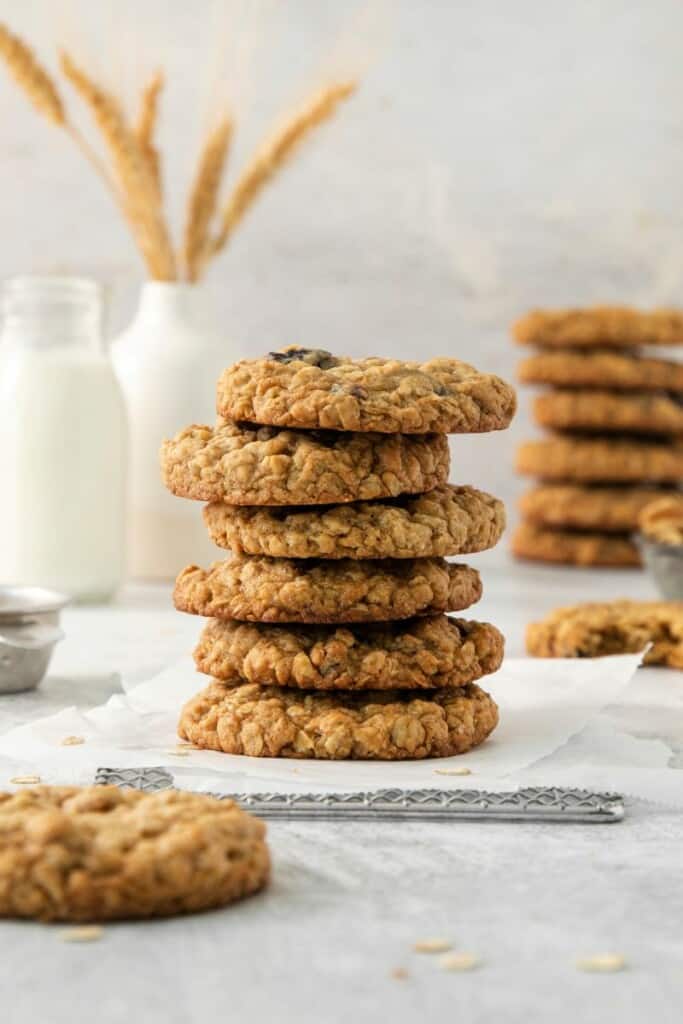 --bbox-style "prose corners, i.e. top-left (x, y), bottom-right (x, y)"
top-left (161, 347), bottom-right (516, 761)
top-left (512, 306), bottom-right (683, 567)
